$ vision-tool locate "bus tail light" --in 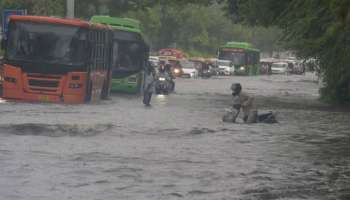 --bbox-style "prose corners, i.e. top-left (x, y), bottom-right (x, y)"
top-left (4, 76), bottom-right (16, 83)
top-left (69, 83), bottom-right (82, 89)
